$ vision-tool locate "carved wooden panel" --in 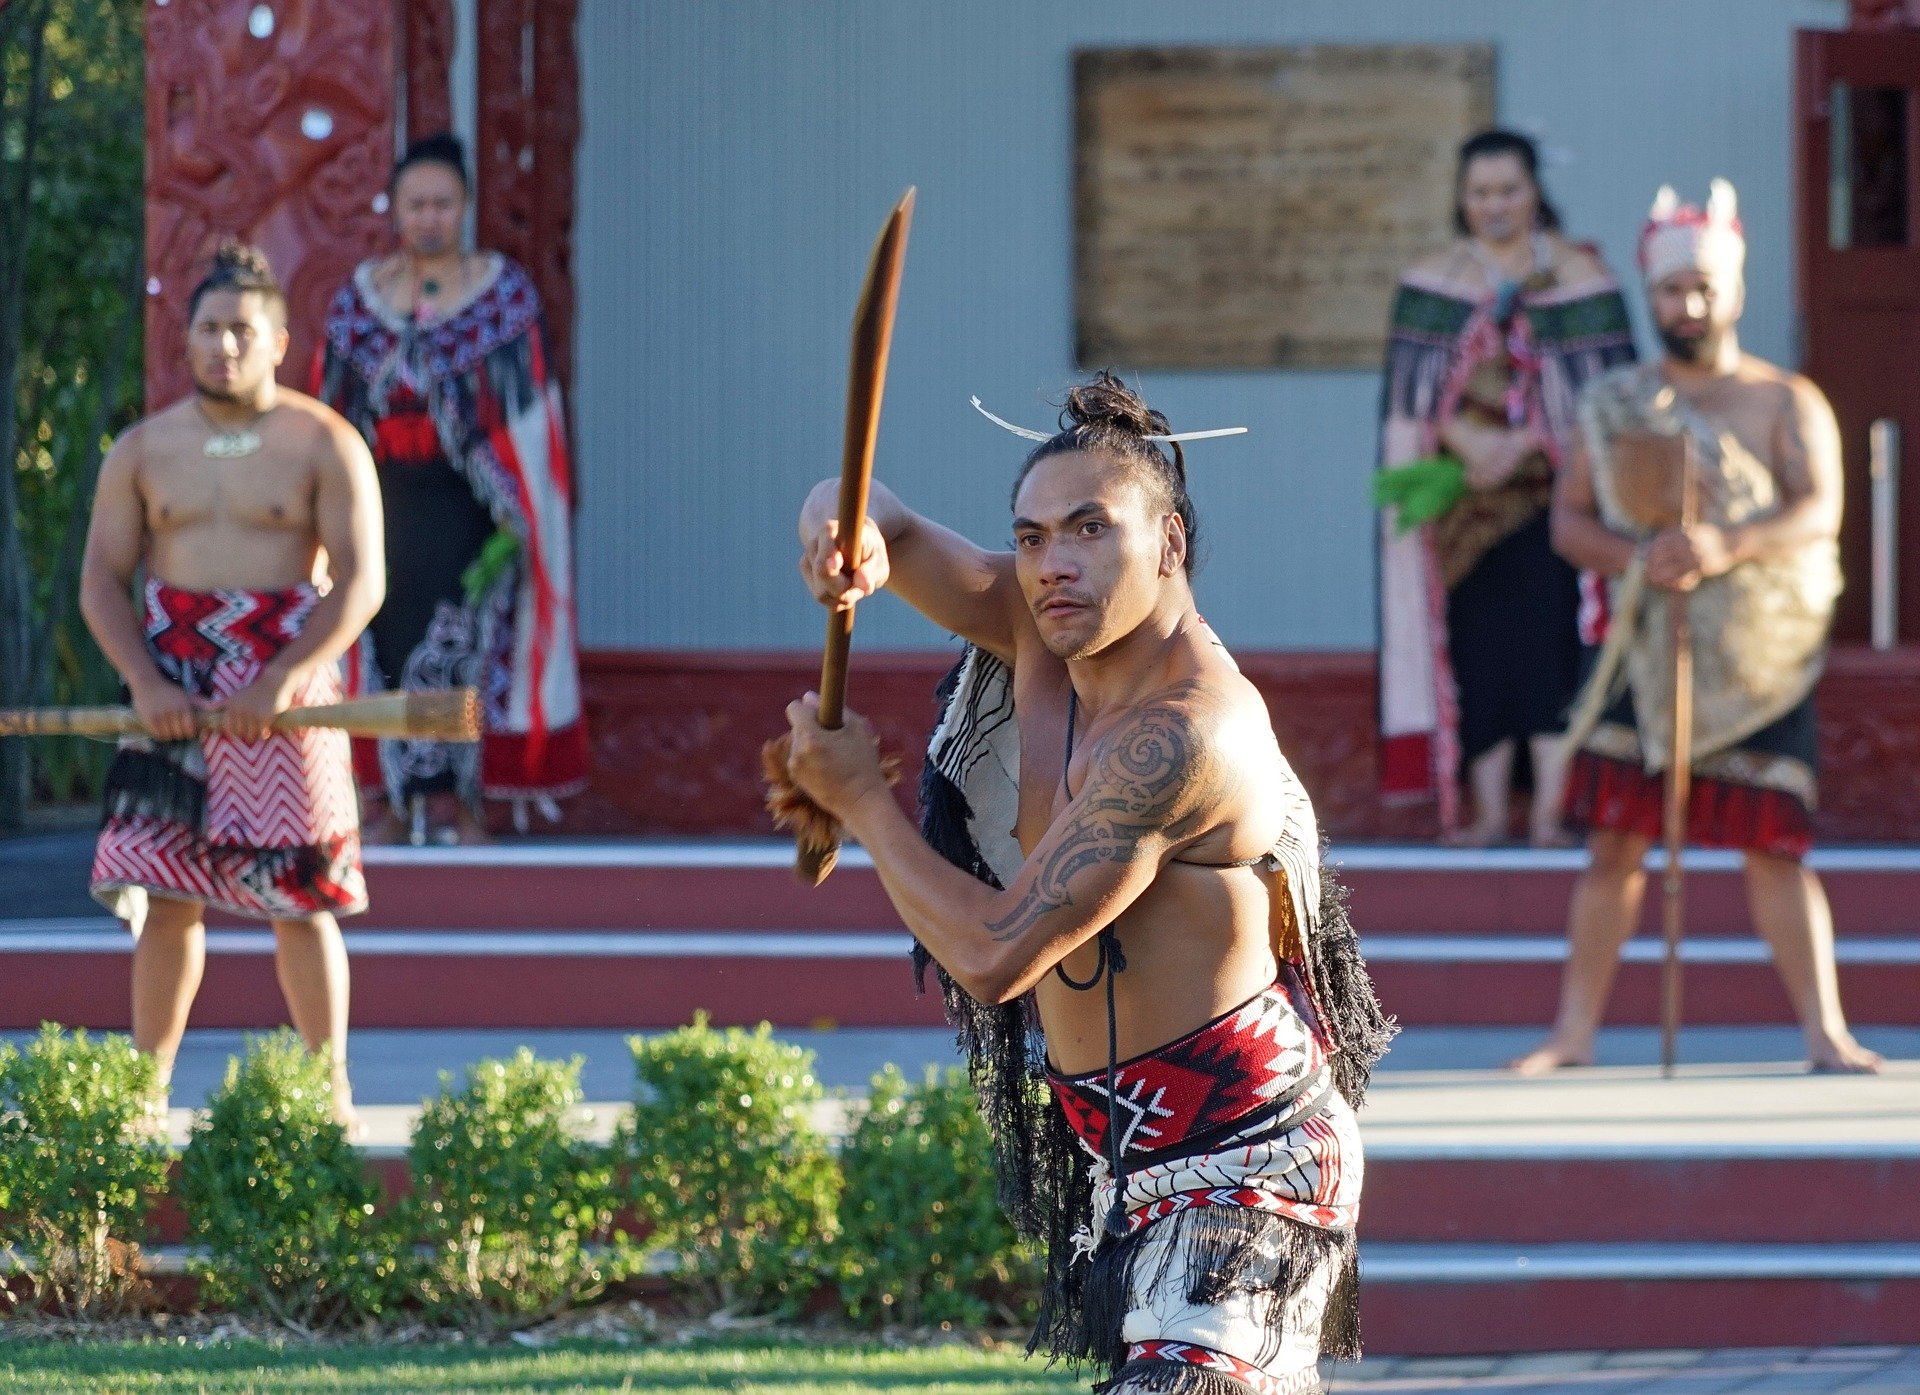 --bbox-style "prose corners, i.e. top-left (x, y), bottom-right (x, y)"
top-left (402, 0), bottom-right (455, 143)
top-left (1075, 45), bottom-right (1494, 369)
top-left (476, 0), bottom-right (578, 400)
top-left (144, 0), bottom-right (395, 408)
top-left (562, 648), bottom-right (1920, 843)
